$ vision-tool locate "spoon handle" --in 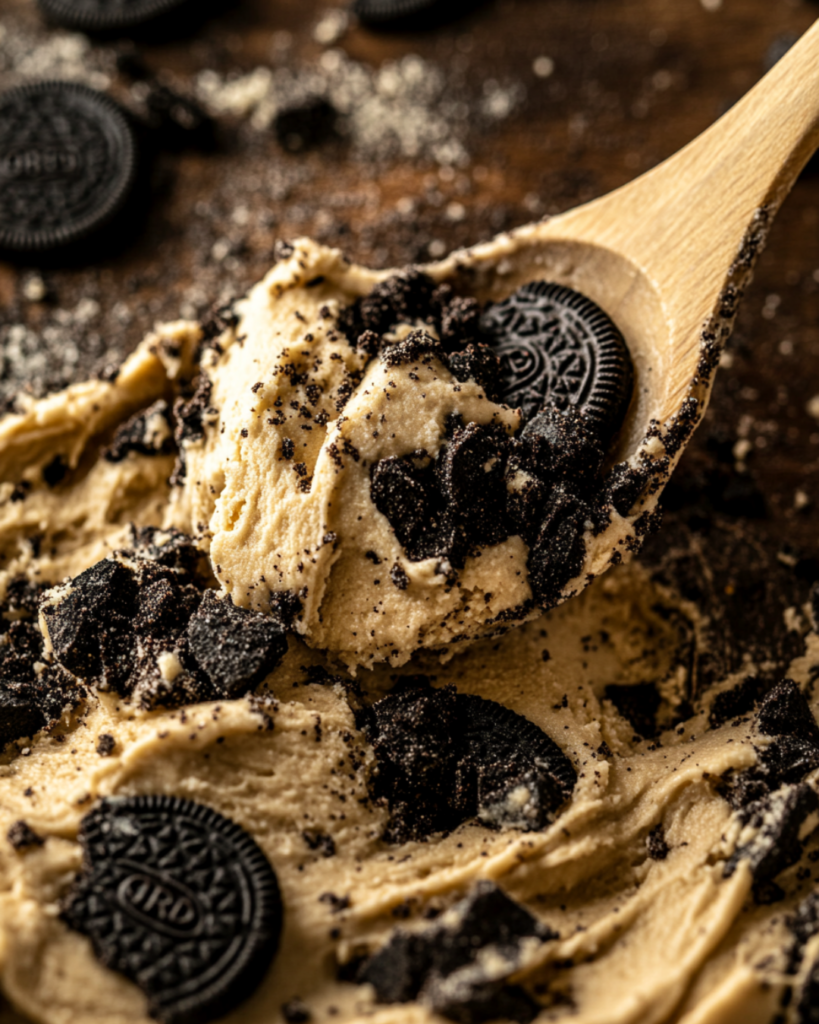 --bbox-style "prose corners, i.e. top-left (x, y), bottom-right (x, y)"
top-left (550, 18), bottom-right (819, 353)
